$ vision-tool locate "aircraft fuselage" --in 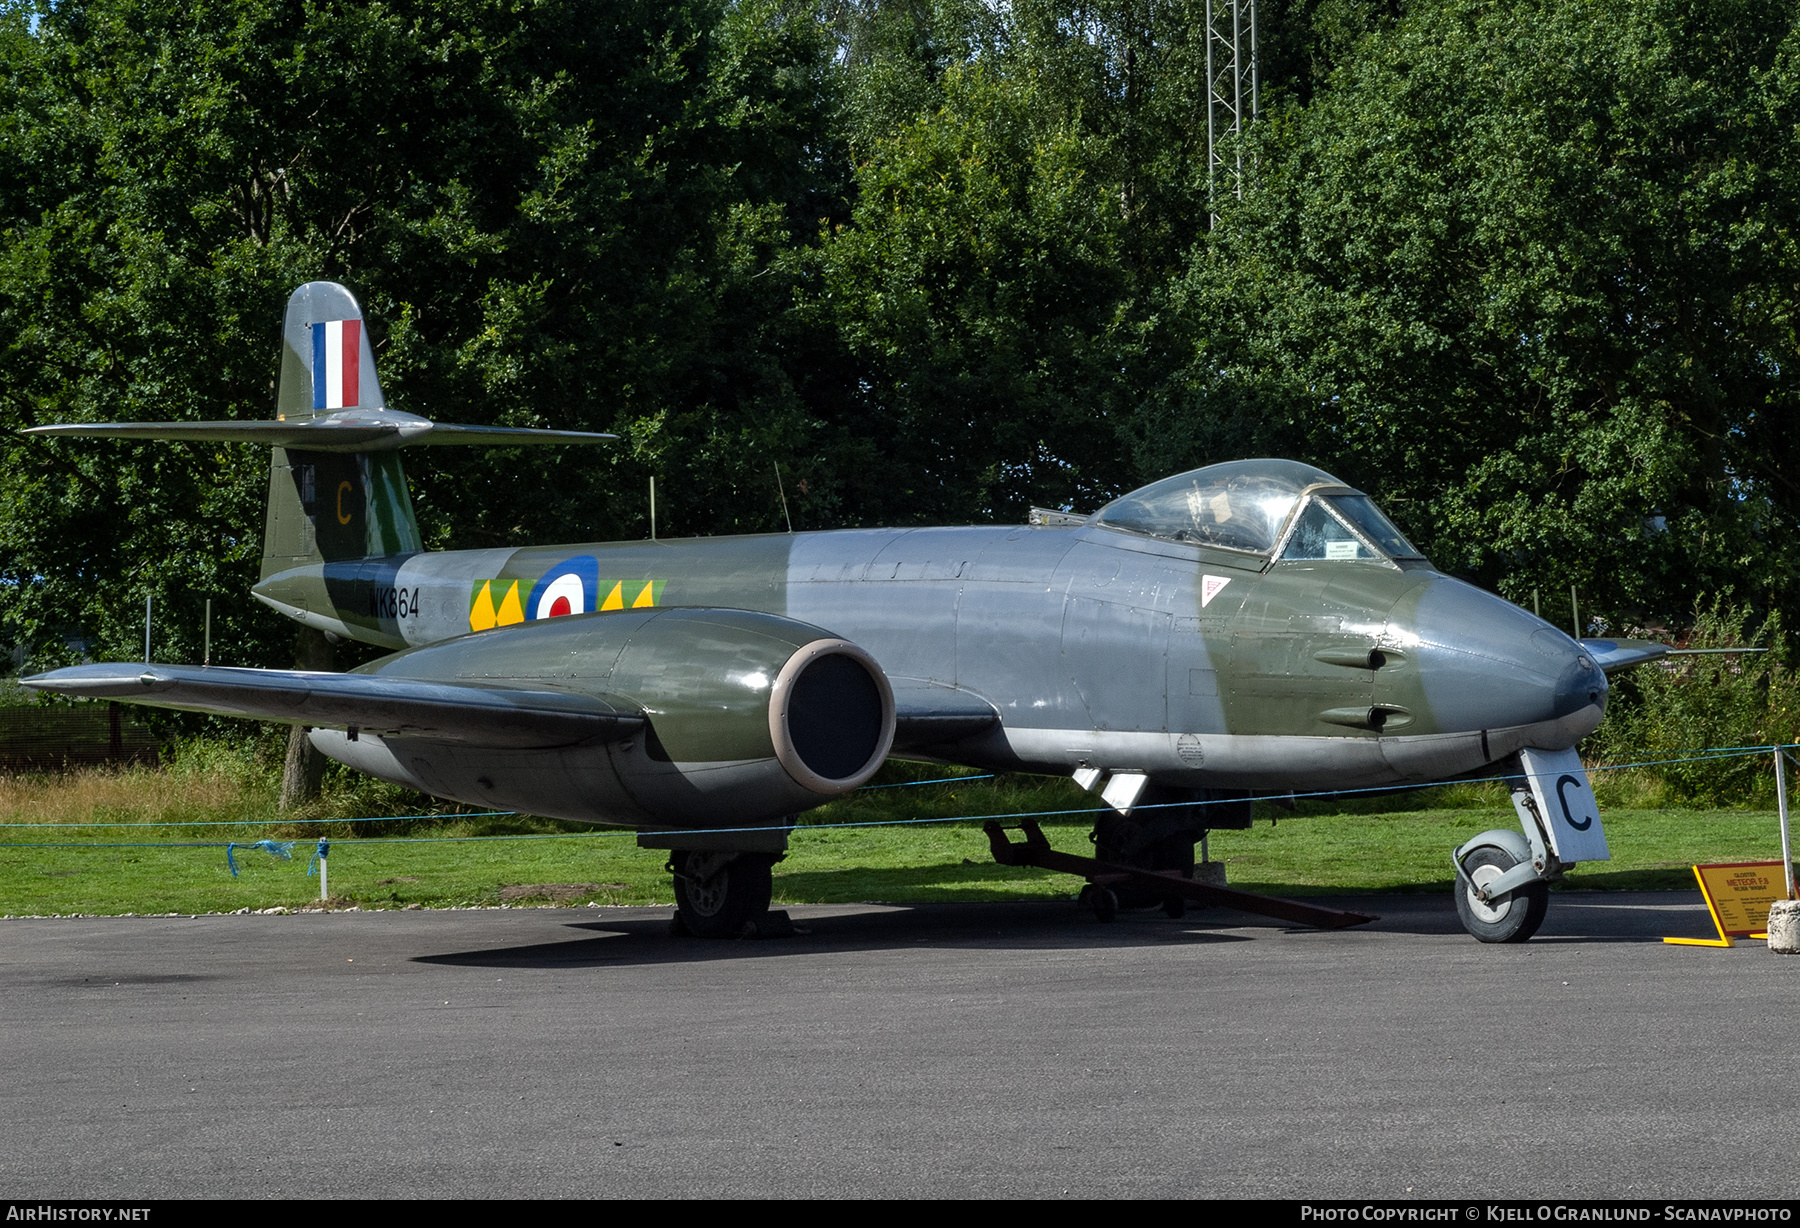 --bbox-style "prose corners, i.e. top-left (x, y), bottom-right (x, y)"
top-left (257, 520), bottom-right (1606, 800)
